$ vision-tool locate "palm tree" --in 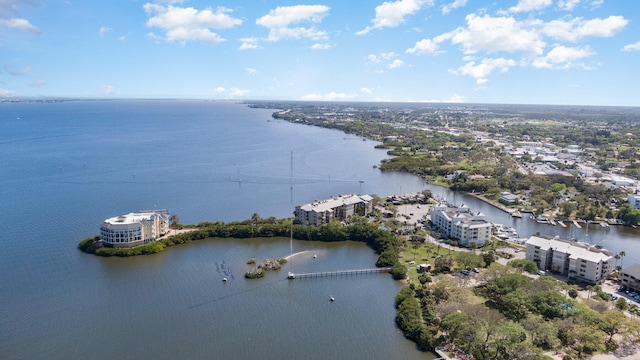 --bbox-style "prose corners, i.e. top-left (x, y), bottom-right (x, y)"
top-left (169, 214), bottom-right (180, 229)
top-left (614, 253), bottom-right (621, 268)
top-left (620, 251), bottom-right (627, 270)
